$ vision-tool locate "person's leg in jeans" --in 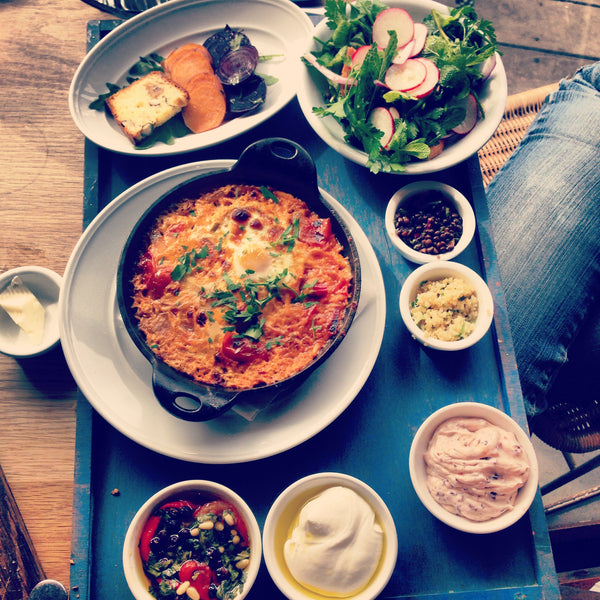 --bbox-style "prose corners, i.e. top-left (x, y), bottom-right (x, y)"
top-left (485, 62), bottom-right (600, 420)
